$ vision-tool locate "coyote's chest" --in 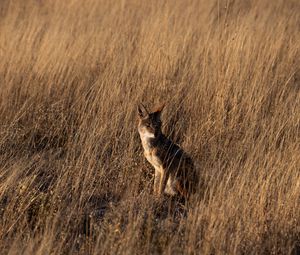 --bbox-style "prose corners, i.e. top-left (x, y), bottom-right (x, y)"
top-left (144, 149), bottom-right (162, 169)
top-left (139, 135), bottom-right (162, 169)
